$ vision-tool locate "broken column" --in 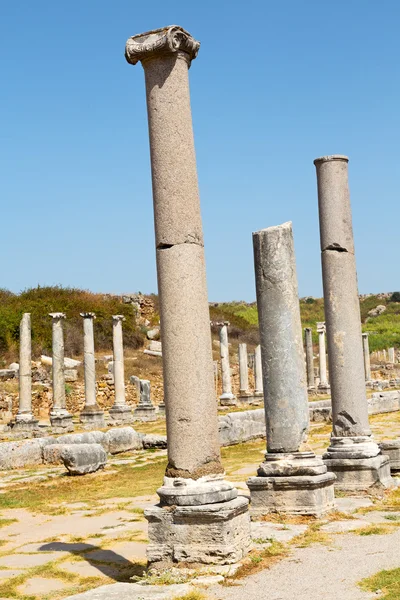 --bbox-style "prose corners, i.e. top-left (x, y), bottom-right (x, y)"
top-left (219, 323), bottom-right (236, 405)
top-left (314, 155), bottom-right (392, 490)
top-left (304, 328), bottom-right (315, 391)
top-left (362, 333), bottom-right (372, 383)
top-left (133, 379), bottom-right (156, 421)
top-left (109, 315), bottom-right (133, 423)
top-left (49, 313), bottom-right (73, 430)
top-left (79, 313), bottom-right (105, 428)
top-left (14, 313), bottom-right (38, 431)
top-left (317, 322), bottom-right (330, 393)
top-left (247, 222), bottom-right (336, 516)
top-left (125, 25), bottom-right (250, 566)
top-left (254, 344), bottom-right (263, 397)
top-left (388, 347), bottom-right (395, 364)
top-left (238, 343), bottom-right (251, 401)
